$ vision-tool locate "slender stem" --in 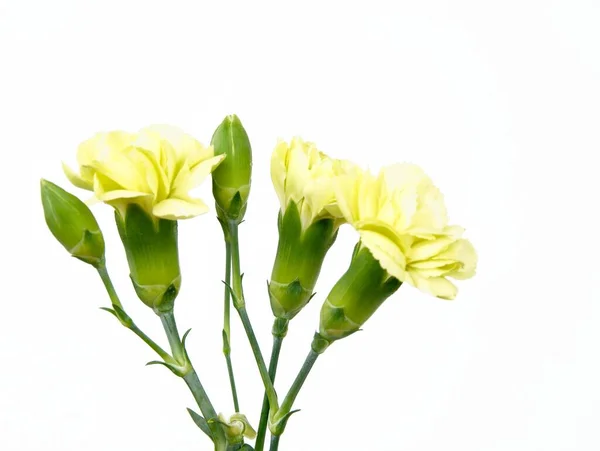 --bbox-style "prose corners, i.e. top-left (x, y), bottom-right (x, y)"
top-left (96, 265), bottom-right (224, 447)
top-left (160, 312), bottom-right (226, 448)
top-left (274, 348), bottom-right (320, 431)
top-left (97, 263), bottom-right (122, 308)
top-left (96, 265), bottom-right (170, 361)
top-left (159, 311), bottom-right (186, 363)
top-left (222, 239), bottom-right (240, 412)
top-left (269, 434), bottom-right (280, 451)
top-left (229, 222), bottom-right (243, 300)
top-left (255, 334), bottom-right (284, 451)
top-left (228, 220), bottom-right (279, 411)
top-left (225, 353), bottom-right (239, 412)
top-left (224, 240), bottom-right (232, 339)
top-left (185, 370), bottom-right (229, 451)
top-left (129, 323), bottom-right (172, 362)
top-left (236, 306), bottom-right (279, 411)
